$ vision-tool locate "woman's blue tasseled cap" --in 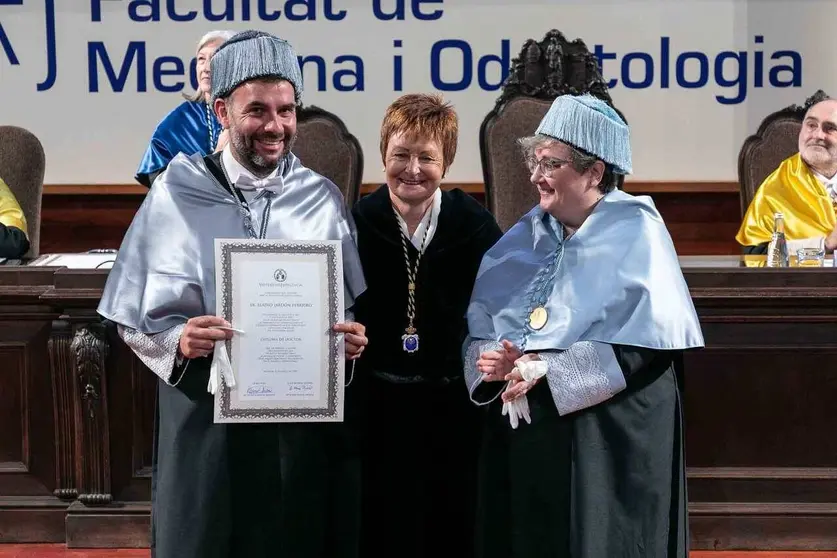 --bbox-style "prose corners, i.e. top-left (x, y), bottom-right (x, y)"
top-left (210, 30), bottom-right (303, 103)
top-left (535, 94), bottom-right (632, 175)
